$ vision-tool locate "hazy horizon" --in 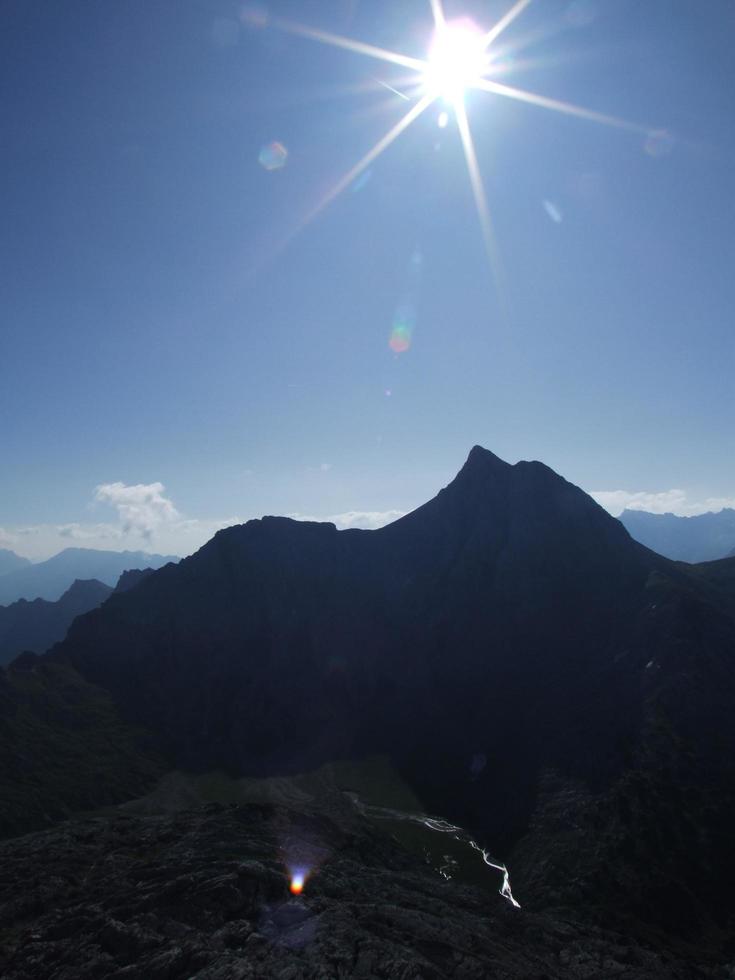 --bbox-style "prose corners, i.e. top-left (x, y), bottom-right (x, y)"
top-left (3, 445), bottom-right (735, 561)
